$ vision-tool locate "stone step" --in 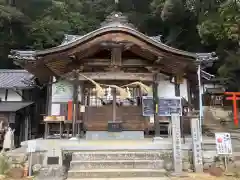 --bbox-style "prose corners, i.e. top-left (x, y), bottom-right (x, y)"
top-left (36, 165), bottom-right (66, 180)
top-left (6, 152), bottom-right (27, 162)
top-left (68, 169), bottom-right (167, 178)
top-left (72, 151), bottom-right (164, 161)
top-left (67, 177), bottom-right (170, 180)
top-left (70, 160), bottom-right (165, 170)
